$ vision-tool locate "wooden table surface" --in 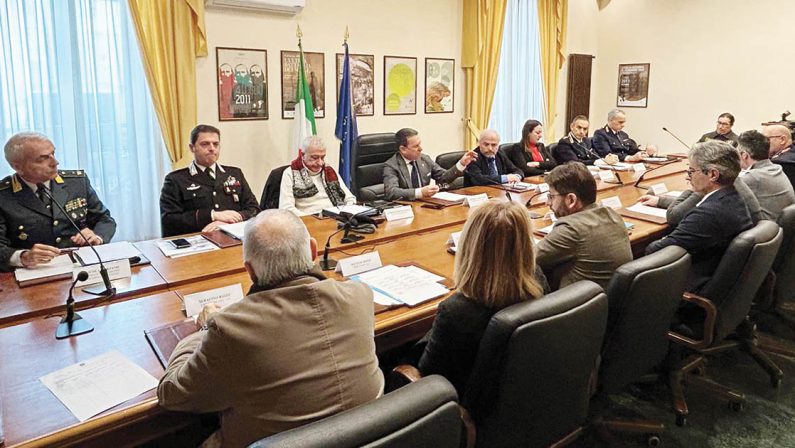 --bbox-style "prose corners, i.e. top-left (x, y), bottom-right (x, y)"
top-left (0, 161), bottom-right (692, 447)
